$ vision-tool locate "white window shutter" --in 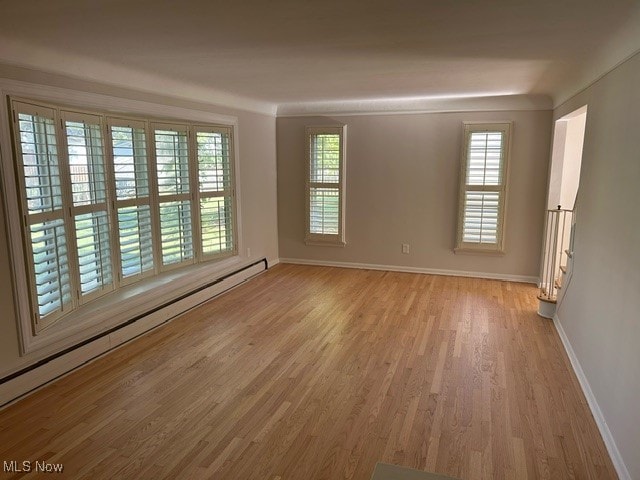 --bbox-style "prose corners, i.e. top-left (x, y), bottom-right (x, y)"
top-left (63, 113), bottom-right (114, 300)
top-left (109, 120), bottom-right (155, 282)
top-left (305, 126), bottom-right (346, 245)
top-left (13, 103), bottom-right (72, 329)
top-left (196, 128), bottom-right (235, 257)
top-left (153, 125), bottom-right (194, 268)
top-left (9, 98), bottom-right (239, 337)
top-left (456, 123), bottom-right (511, 253)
